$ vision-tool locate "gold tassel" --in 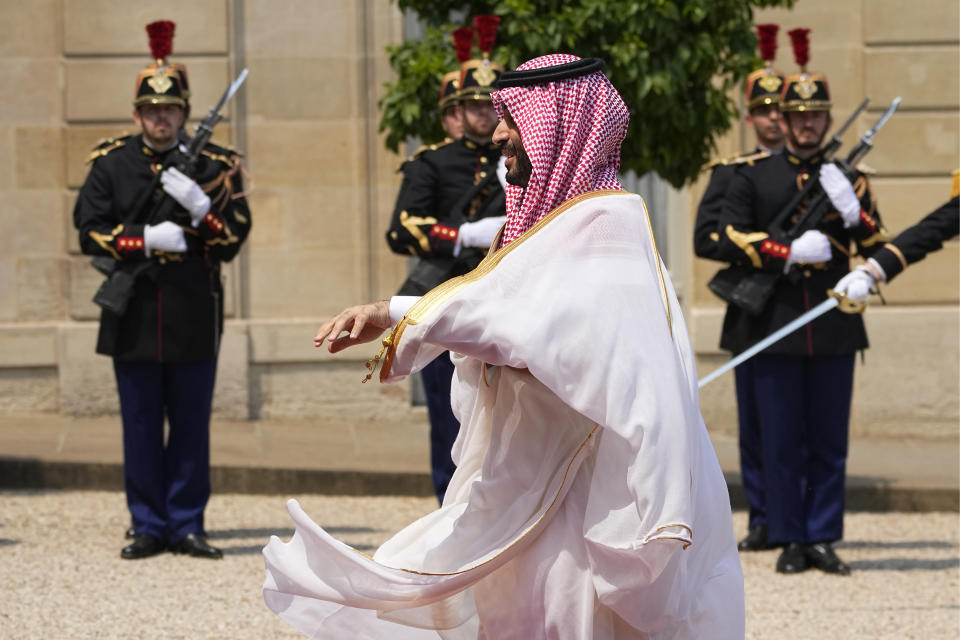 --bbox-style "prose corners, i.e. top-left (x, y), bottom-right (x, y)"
top-left (362, 335), bottom-right (393, 383)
